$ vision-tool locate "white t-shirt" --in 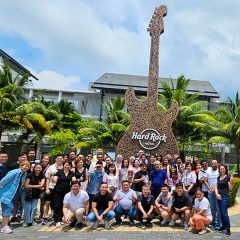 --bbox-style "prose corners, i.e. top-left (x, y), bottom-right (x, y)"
top-left (194, 197), bottom-right (212, 221)
top-left (45, 163), bottom-right (63, 189)
top-left (114, 189), bottom-right (137, 210)
top-left (206, 168), bottom-right (219, 192)
top-left (182, 171), bottom-right (197, 186)
top-left (63, 190), bottom-right (89, 212)
top-left (198, 169), bottom-right (208, 192)
top-left (89, 162), bottom-right (106, 173)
